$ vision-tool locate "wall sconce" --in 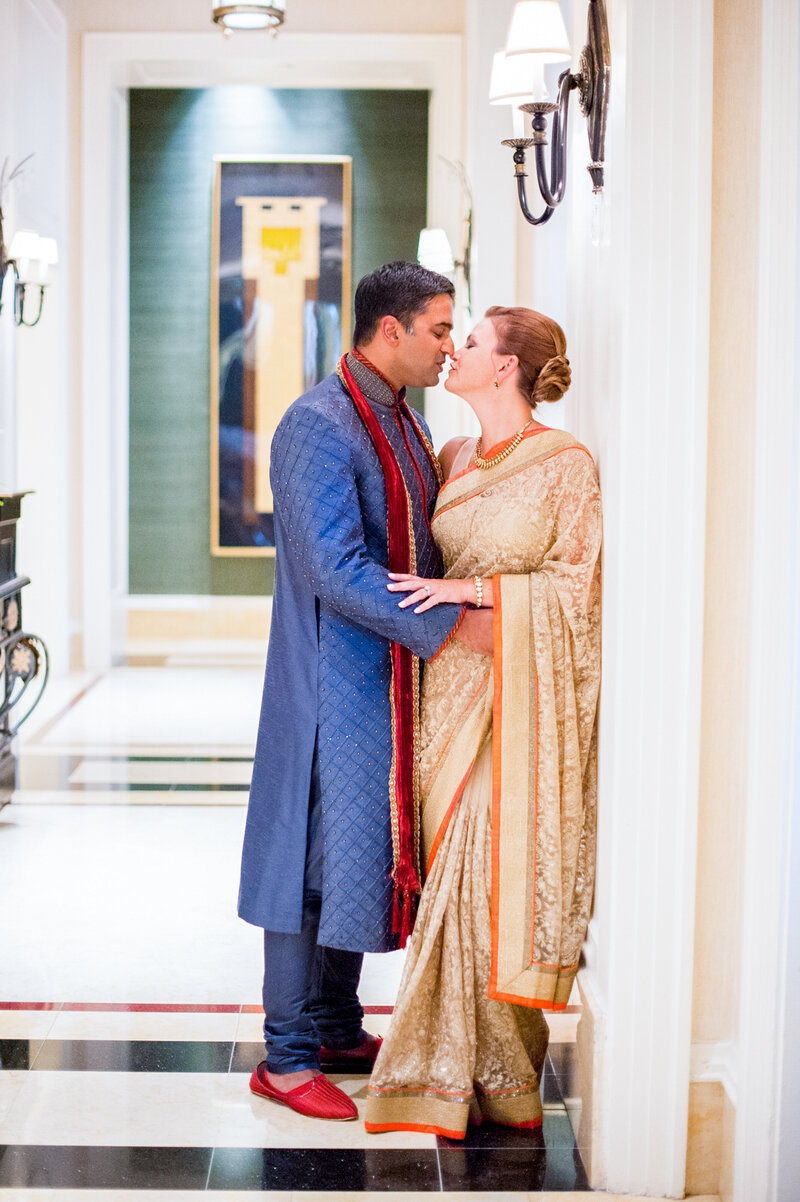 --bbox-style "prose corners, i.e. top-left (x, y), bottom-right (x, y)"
top-left (212, 1), bottom-right (285, 34)
top-left (418, 228), bottom-right (455, 276)
top-left (0, 217), bottom-right (58, 328)
top-left (495, 0), bottom-right (611, 227)
top-left (418, 223), bottom-right (473, 314)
